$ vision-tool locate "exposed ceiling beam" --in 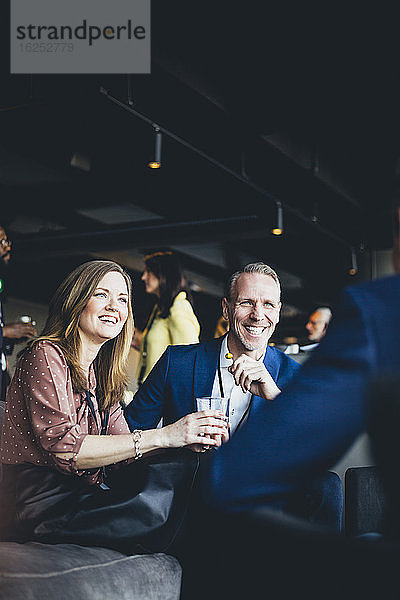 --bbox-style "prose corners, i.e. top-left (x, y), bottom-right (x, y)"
top-left (12, 215), bottom-right (267, 261)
